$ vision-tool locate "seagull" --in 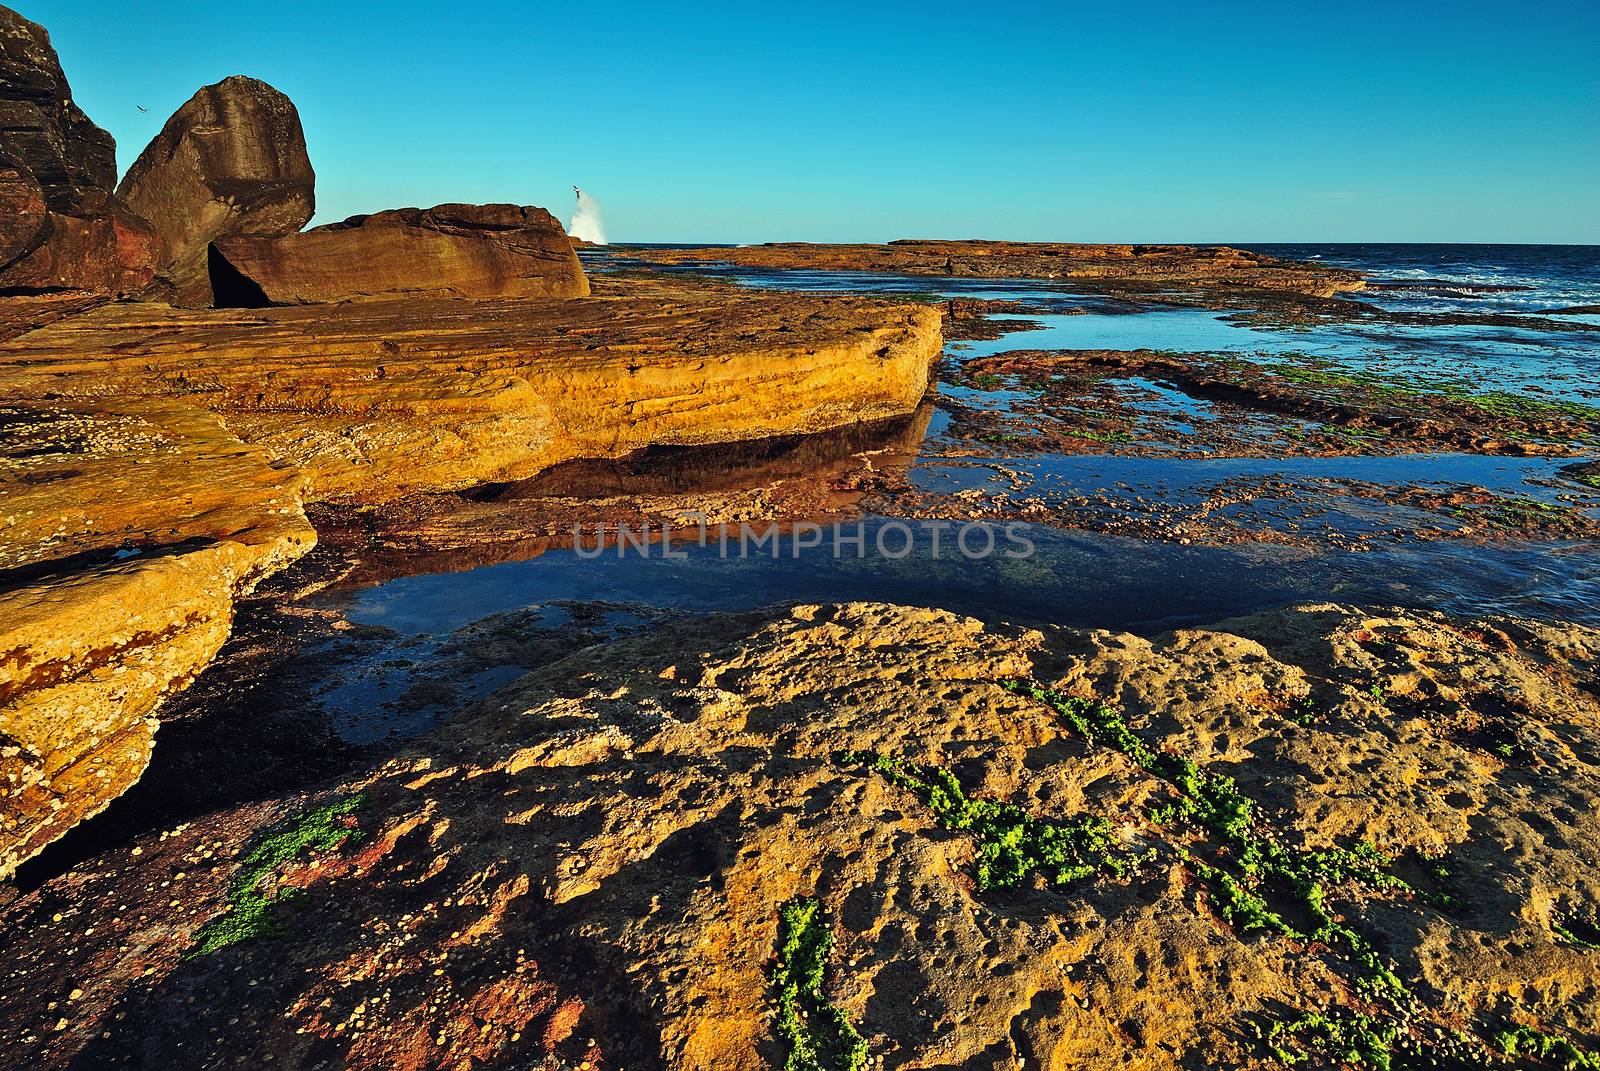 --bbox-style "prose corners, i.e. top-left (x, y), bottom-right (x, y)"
top-left (136, 105), bottom-right (147, 112)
